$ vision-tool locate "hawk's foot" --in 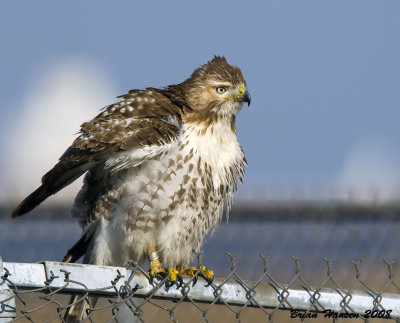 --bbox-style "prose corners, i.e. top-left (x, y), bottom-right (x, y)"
top-left (149, 258), bottom-right (166, 277)
top-left (179, 265), bottom-right (214, 285)
top-left (148, 259), bottom-right (182, 286)
top-left (147, 246), bottom-right (183, 286)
